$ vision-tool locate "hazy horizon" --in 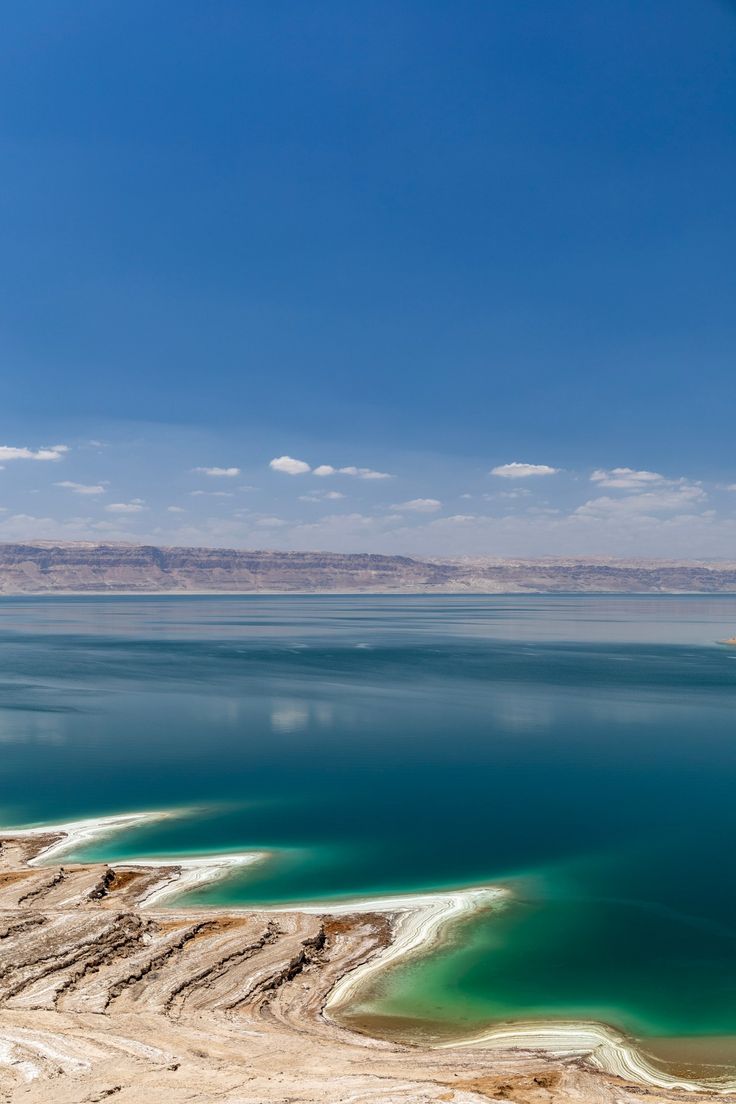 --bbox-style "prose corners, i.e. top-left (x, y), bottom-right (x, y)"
top-left (4, 537), bottom-right (736, 566)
